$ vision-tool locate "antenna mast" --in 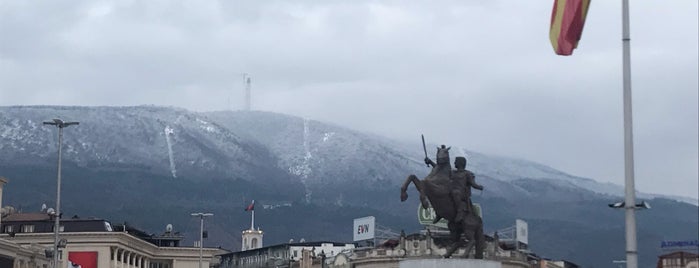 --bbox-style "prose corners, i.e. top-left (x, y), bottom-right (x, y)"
top-left (244, 74), bottom-right (251, 111)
